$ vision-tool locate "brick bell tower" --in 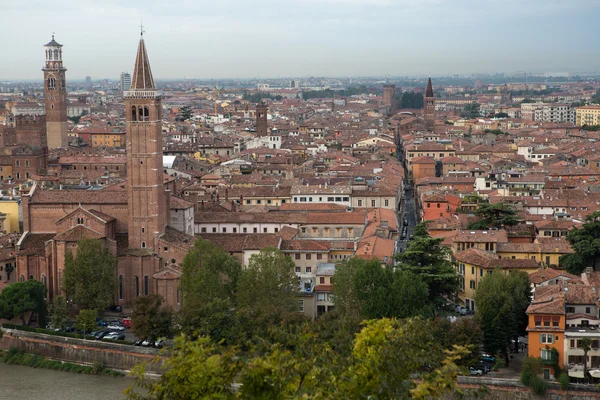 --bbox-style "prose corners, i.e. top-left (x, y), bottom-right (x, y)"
top-left (424, 77), bottom-right (435, 130)
top-left (43, 34), bottom-right (68, 148)
top-left (124, 31), bottom-right (167, 249)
